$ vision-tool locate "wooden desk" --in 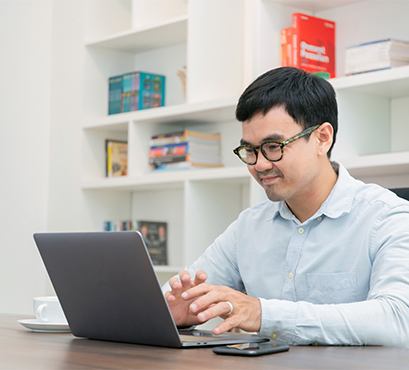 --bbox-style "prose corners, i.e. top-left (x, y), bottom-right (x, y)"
top-left (2, 314), bottom-right (409, 370)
